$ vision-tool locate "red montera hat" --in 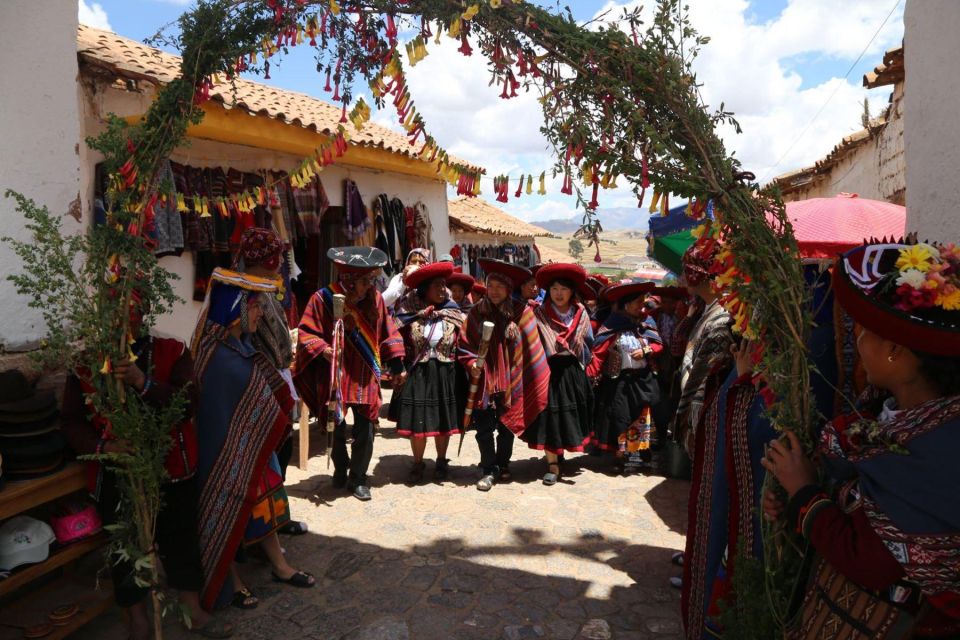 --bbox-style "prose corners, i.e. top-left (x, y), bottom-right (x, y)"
top-left (404, 262), bottom-right (454, 289)
top-left (471, 282), bottom-right (487, 297)
top-left (536, 263), bottom-right (588, 290)
top-left (479, 258), bottom-right (533, 289)
top-left (447, 272), bottom-right (476, 290)
top-left (604, 281), bottom-right (657, 304)
top-left (833, 241), bottom-right (960, 356)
